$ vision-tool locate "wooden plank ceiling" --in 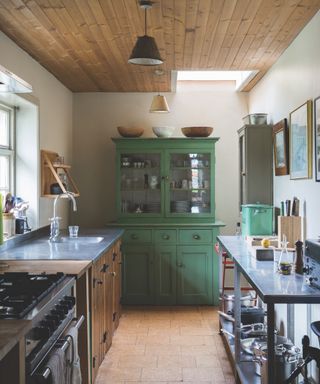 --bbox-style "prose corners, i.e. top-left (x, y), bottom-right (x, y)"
top-left (0, 0), bottom-right (319, 92)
